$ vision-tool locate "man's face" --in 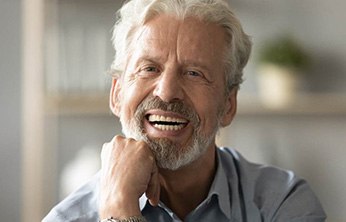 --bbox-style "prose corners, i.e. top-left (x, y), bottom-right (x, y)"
top-left (111, 15), bottom-right (236, 170)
